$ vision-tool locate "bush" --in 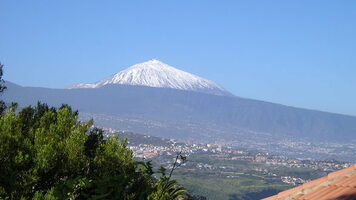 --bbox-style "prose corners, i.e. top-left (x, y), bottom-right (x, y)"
top-left (0, 103), bottom-right (187, 200)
